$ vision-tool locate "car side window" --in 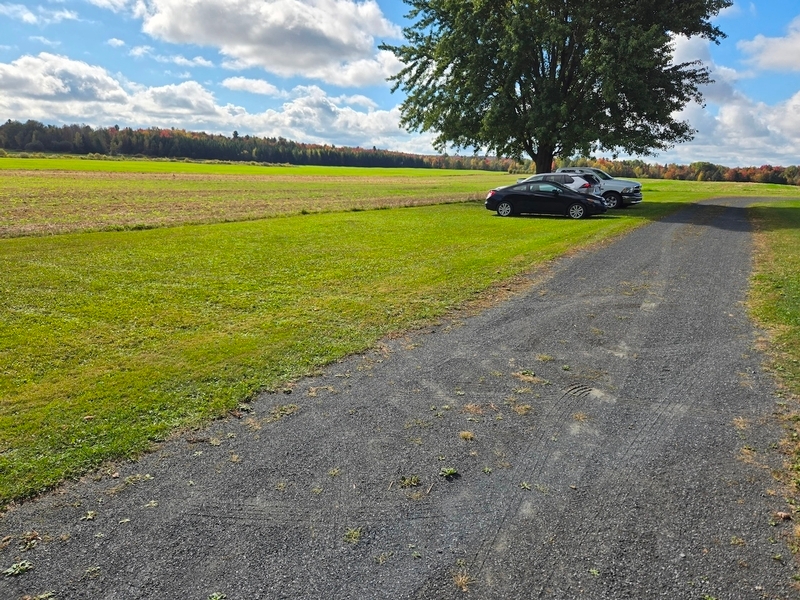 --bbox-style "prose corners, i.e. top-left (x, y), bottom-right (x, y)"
top-left (539, 183), bottom-right (560, 193)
